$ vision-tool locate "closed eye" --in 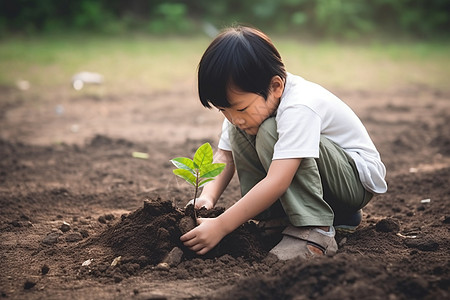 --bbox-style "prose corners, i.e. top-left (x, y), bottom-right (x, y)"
top-left (237, 107), bottom-right (248, 112)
